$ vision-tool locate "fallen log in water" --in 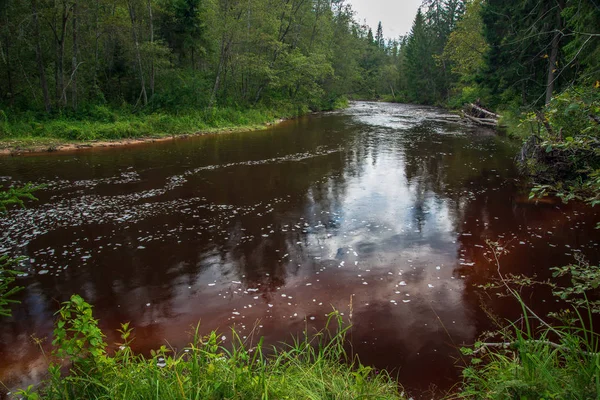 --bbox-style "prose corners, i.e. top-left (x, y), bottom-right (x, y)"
top-left (467, 103), bottom-right (500, 119)
top-left (464, 114), bottom-right (498, 128)
top-left (463, 103), bottom-right (499, 128)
